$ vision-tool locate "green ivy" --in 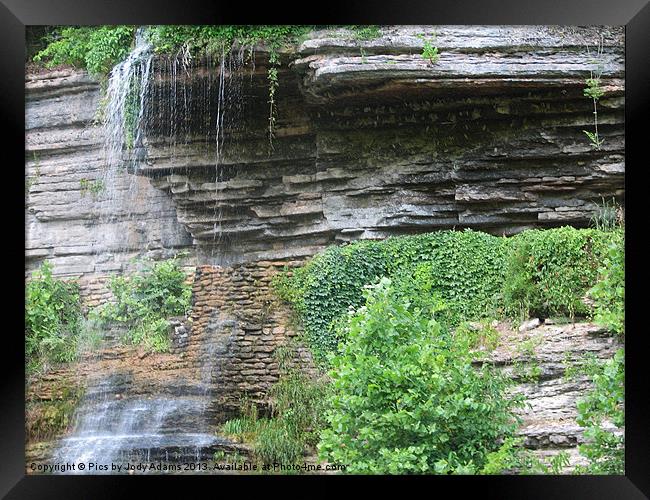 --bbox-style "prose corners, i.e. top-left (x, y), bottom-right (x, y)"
top-left (275, 227), bottom-right (619, 362)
